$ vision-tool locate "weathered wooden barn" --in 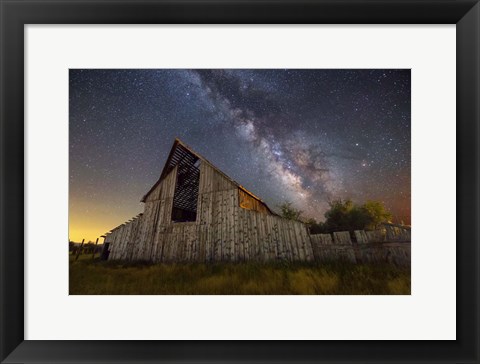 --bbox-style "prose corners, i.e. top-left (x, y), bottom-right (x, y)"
top-left (104, 139), bottom-right (314, 262)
